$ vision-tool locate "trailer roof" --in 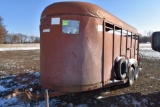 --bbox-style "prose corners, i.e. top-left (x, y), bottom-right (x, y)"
top-left (41, 2), bottom-right (138, 34)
